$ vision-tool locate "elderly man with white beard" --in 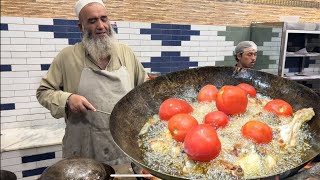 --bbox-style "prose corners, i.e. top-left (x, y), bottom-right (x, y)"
top-left (36, 0), bottom-right (146, 165)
